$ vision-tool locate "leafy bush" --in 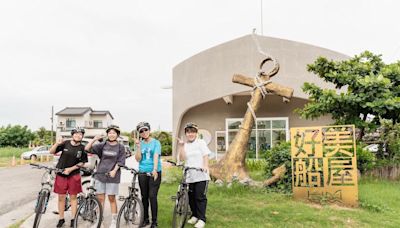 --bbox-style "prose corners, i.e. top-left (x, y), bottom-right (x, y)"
top-left (356, 144), bottom-right (375, 173)
top-left (245, 159), bottom-right (267, 172)
top-left (263, 142), bottom-right (292, 193)
top-left (152, 131), bottom-right (172, 156)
